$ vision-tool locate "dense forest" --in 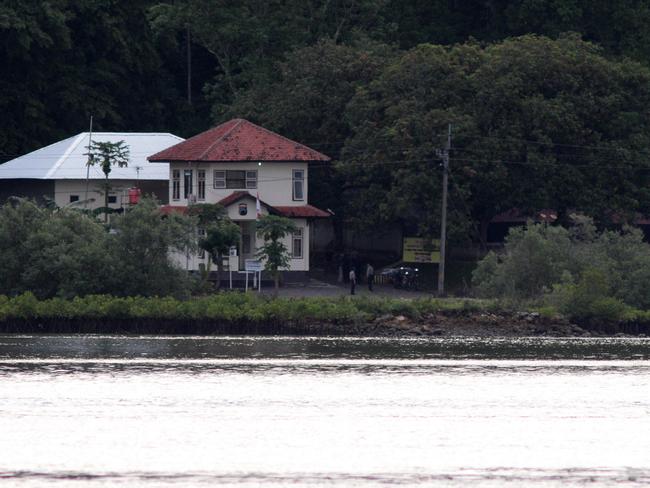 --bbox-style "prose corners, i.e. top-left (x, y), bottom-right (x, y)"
top-left (4, 0), bottom-right (650, 244)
